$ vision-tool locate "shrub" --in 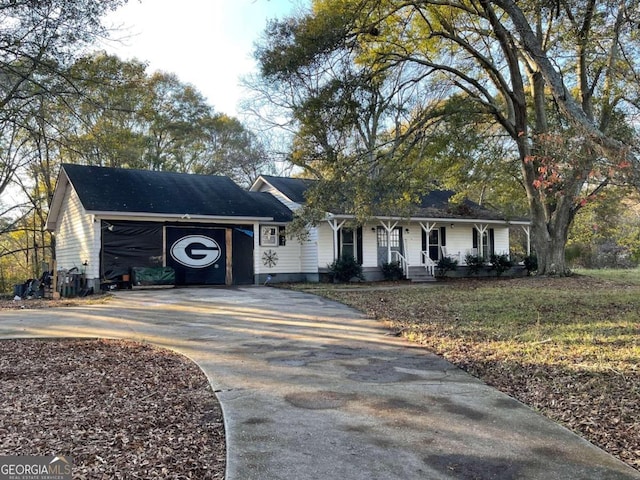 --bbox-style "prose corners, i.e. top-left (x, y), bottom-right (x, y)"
top-left (489, 253), bottom-right (513, 277)
top-left (523, 254), bottom-right (538, 275)
top-left (381, 261), bottom-right (404, 281)
top-left (436, 257), bottom-right (458, 278)
top-left (464, 254), bottom-right (484, 275)
top-left (328, 255), bottom-right (364, 282)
